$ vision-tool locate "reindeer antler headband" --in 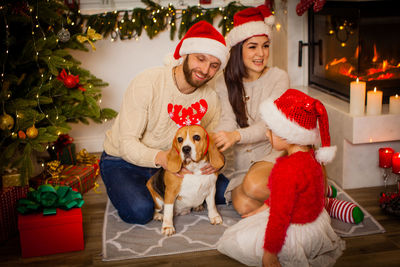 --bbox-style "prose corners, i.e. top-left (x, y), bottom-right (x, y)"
top-left (168, 99), bottom-right (209, 156)
top-left (168, 99), bottom-right (208, 128)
